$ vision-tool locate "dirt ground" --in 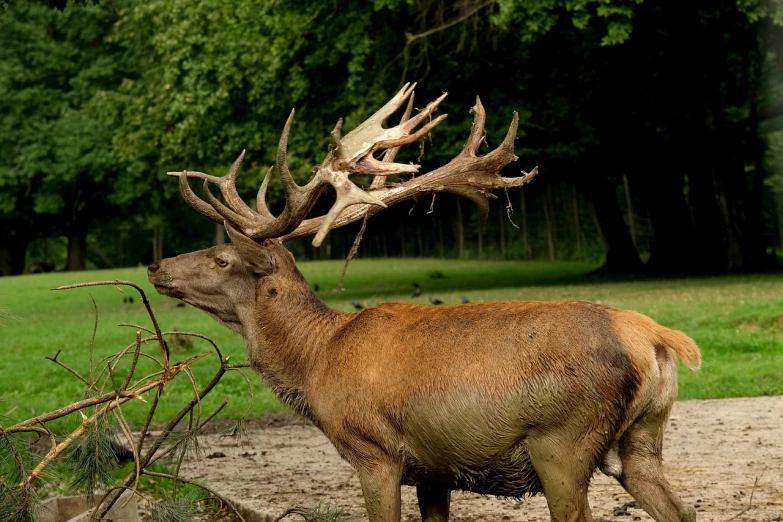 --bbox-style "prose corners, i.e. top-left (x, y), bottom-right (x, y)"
top-left (181, 396), bottom-right (783, 522)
